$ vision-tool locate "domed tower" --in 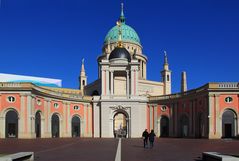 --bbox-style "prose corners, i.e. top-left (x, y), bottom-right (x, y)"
top-left (98, 3), bottom-right (147, 80)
